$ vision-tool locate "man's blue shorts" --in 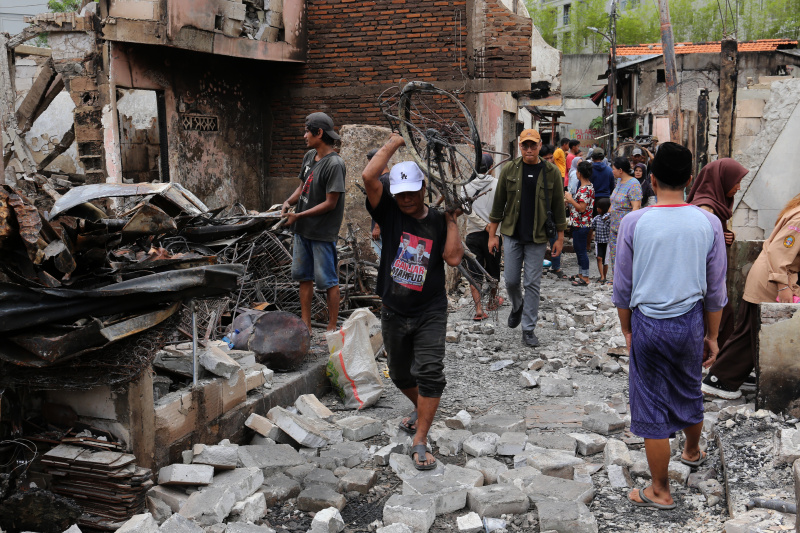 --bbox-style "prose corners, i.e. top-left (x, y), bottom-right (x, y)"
top-left (291, 234), bottom-right (339, 290)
